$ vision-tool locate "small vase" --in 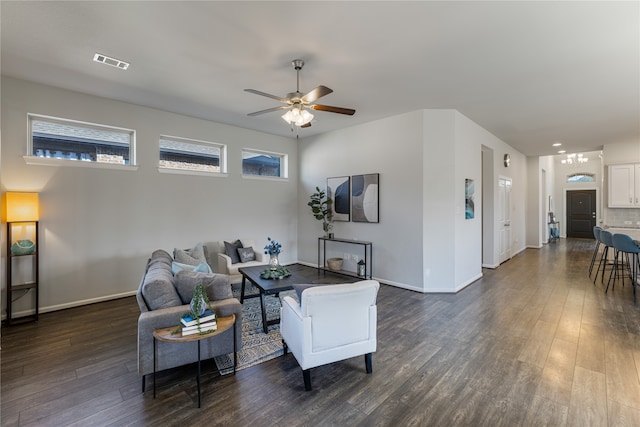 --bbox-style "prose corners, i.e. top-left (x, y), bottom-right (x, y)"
top-left (269, 254), bottom-right (280, 270)
top-left (190, 294), bottom-right (206, 317)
